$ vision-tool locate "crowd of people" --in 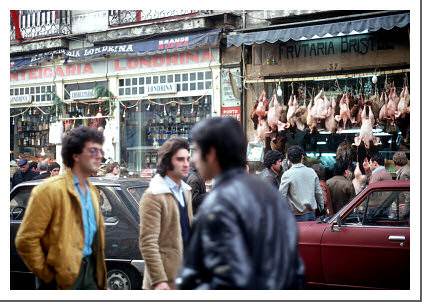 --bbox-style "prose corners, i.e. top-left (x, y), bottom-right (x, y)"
top-left (12, 117), bottom-right (409, 290)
